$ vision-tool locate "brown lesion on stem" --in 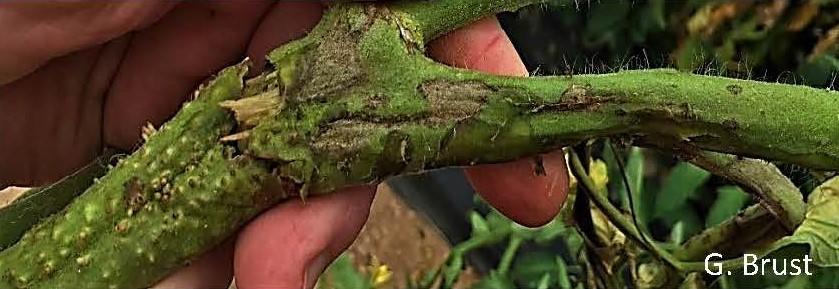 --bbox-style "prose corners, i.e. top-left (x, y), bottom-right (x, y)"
top-left (560, 84), bottom-right (607, 109)
top-left (522, 84), bottom-right (621, 112)
top-left (420, 79), bottom-right (492, 122)
top-left (312, 120), bottom-right (382, 158)
top-left (287, 7), bottom-right (373, 103)
top-left (627, 103), bottom-right (745, 150)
